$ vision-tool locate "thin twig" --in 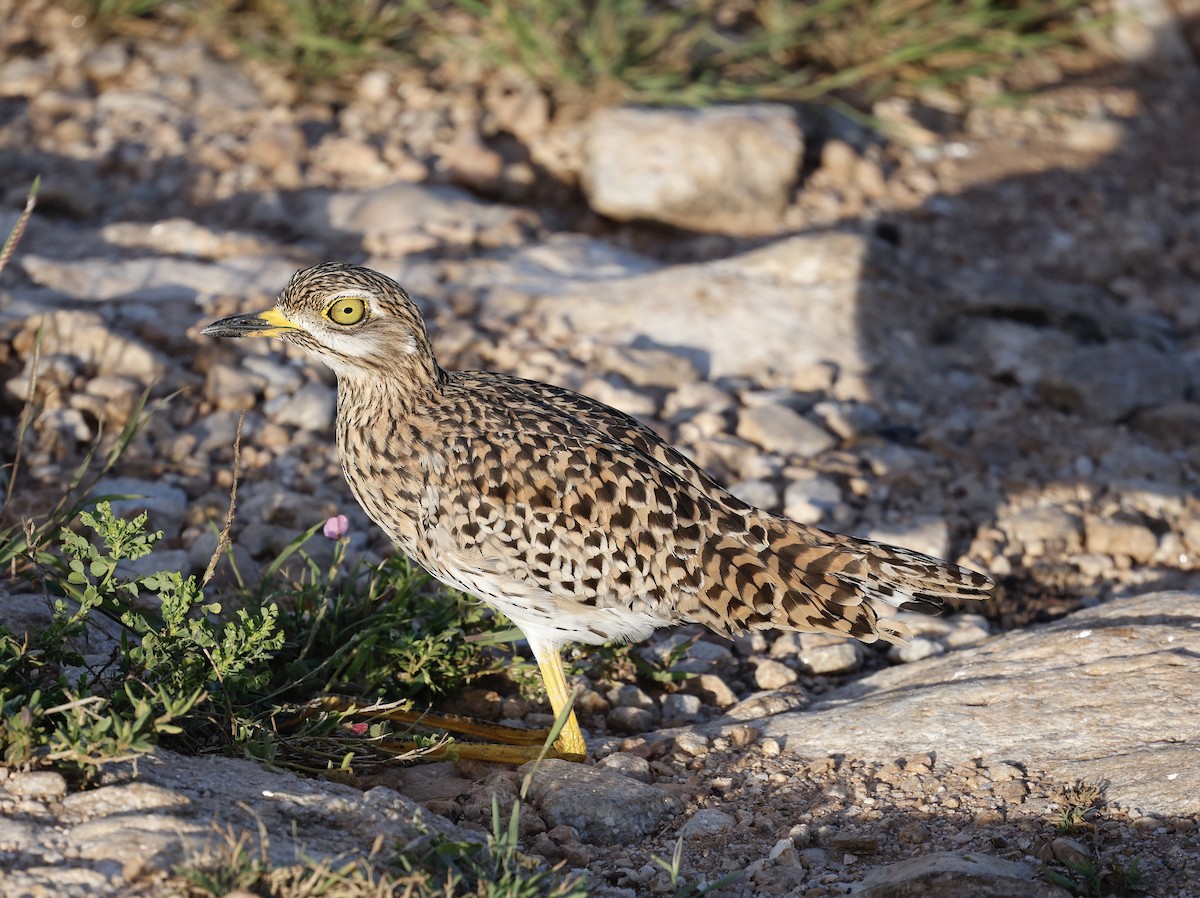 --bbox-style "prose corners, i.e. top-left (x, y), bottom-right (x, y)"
top-left (203, 411), bottom-right (245, 587)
